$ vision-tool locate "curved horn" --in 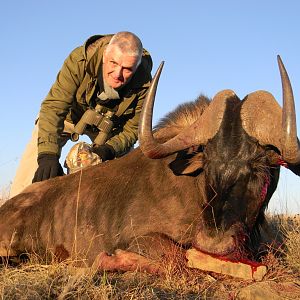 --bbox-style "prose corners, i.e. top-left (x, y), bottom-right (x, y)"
top-left (241, 56), bottom-right (300, 164)
top-left (139, 62), bottom-right (234, 159)
top-left (277, 55), bottom-right (300, 163)
top-left (138, 61), bottom-right (166, 158)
